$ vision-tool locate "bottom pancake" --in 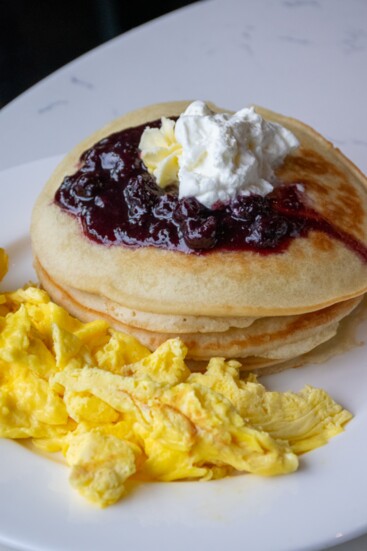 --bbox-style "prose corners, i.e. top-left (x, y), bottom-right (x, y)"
top-left (34, 258), bottom-right (363, 374)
